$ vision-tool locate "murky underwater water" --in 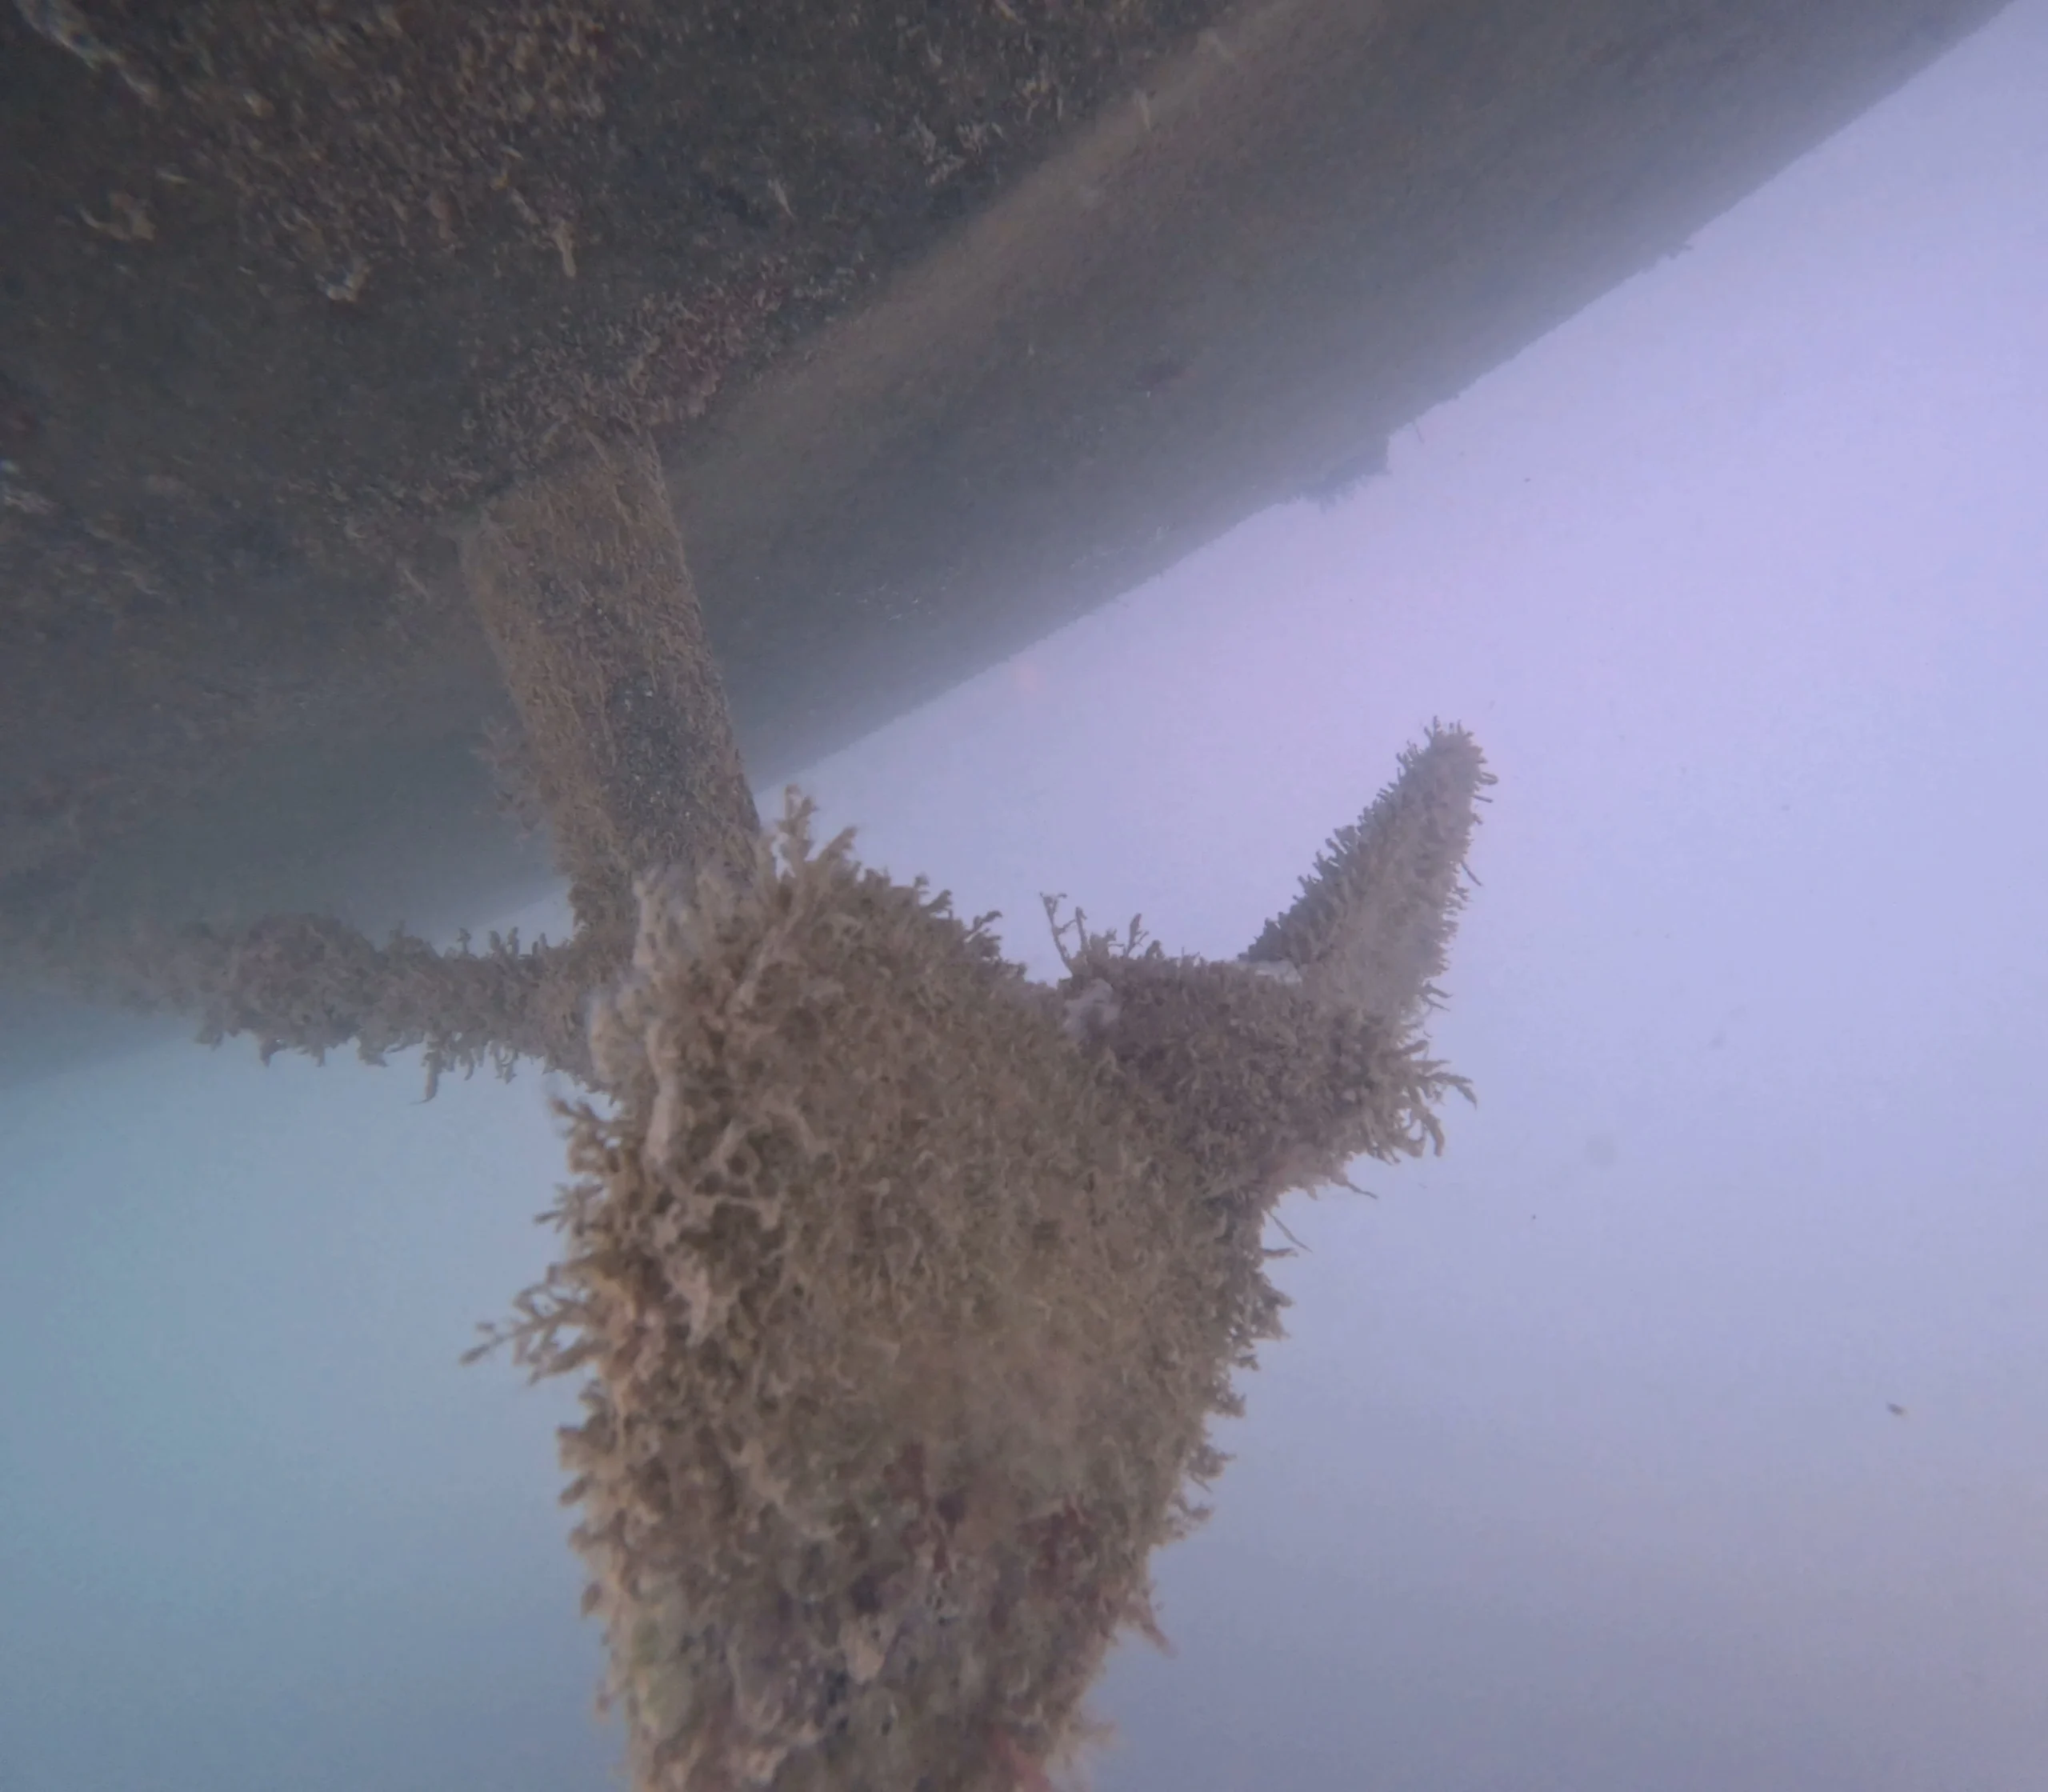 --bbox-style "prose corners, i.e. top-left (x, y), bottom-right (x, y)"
top-left (5, 5), bottom-right (2048, 1789)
